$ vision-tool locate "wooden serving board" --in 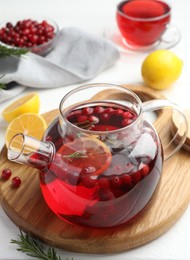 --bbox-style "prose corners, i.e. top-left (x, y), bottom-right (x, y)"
top-left (0, 85), bottom-right (190, 254)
